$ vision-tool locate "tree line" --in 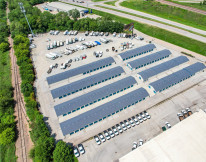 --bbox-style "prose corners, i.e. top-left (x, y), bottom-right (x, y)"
top-left (0, 0), bottom-right (16, 161)
top-left (7, 0), bottom-right (123, 37)
top-left (5, 0), bottom-right (123, 161)
top-left (6, 0), bottom-right (124, 161)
